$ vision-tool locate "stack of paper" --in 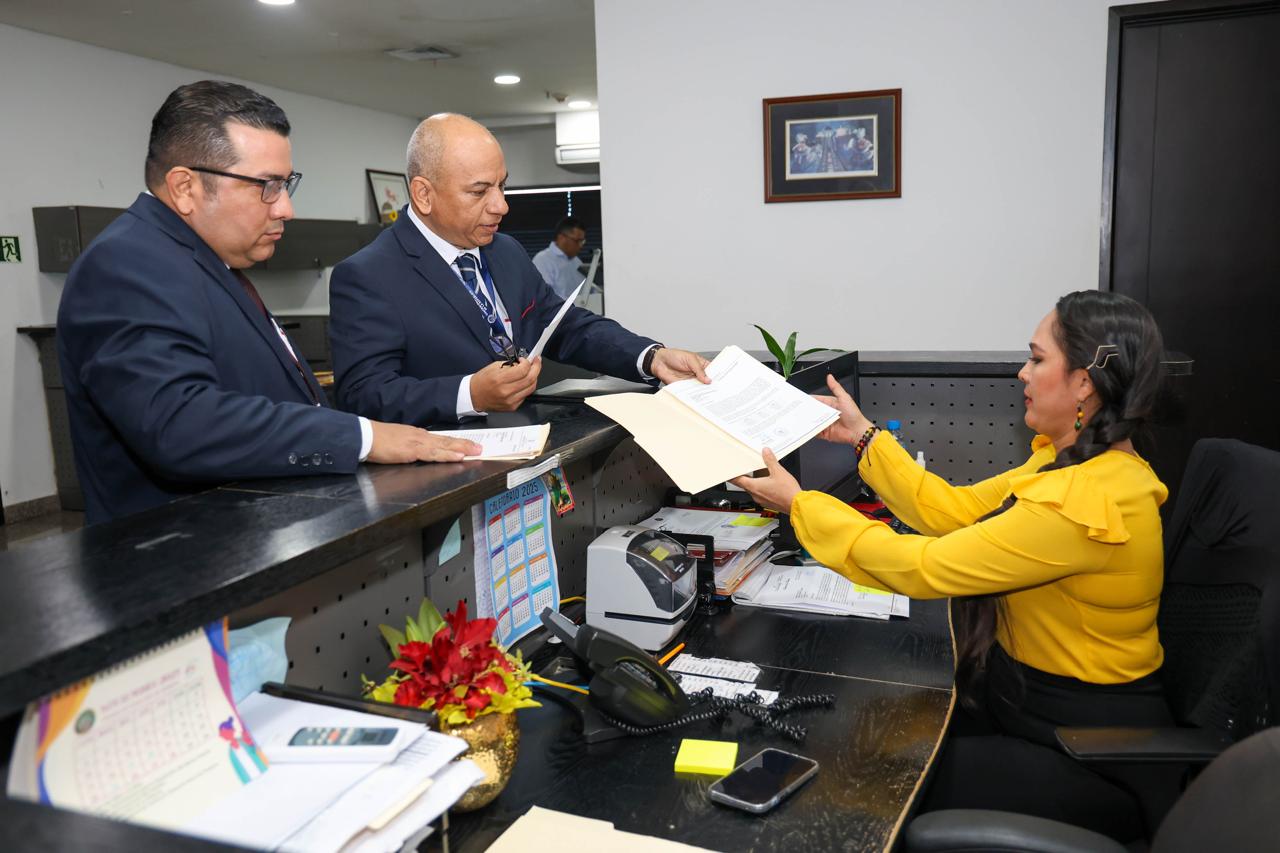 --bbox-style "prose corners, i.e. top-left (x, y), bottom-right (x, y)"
top-left (6, 627), bottom-right (484, 853)
top-left (182, 692), bottom-right (482, 852)
top-left (732, 561), bottom-right (910, 620)
top-left (433, 424), bottom-right (550, 461)
top-left (588, 346), bottom-right (839, 494)
top-left (637, 507), bottom-right (777, 595)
